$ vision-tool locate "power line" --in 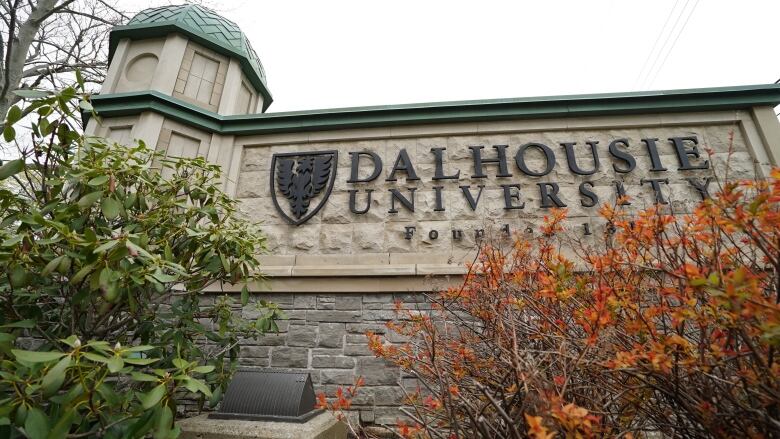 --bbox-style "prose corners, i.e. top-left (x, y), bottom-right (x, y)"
top-left (638, 0), bottom-right (692, 90)
top-left (633, 0), bottom-right (681, 89)
top-left (645, 0), bottom-right (701, 89)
